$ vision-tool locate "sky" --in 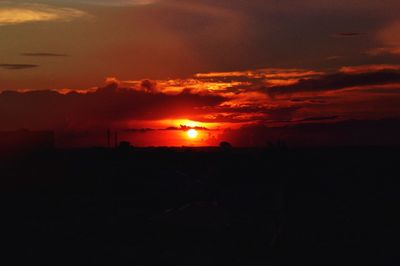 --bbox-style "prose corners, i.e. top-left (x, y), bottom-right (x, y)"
top-left (1, 0), bottom-right (400, 147)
